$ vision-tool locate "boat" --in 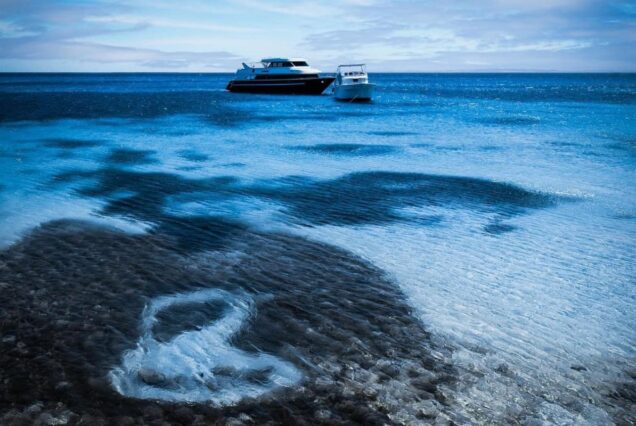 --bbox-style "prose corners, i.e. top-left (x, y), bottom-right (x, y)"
top-left (226, 58), bottom-right (335, 95)
top-left (333, 64), bottom-right (374, 101)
